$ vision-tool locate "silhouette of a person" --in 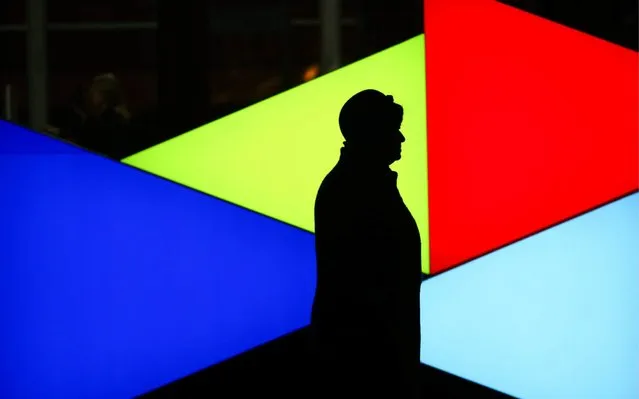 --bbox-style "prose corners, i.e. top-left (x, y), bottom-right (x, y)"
top-left (311, 90), bottom-right (422, 398)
